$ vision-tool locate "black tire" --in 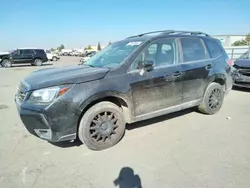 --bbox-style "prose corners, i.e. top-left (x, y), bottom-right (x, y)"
top-left (198, 82), bottom-right (225, 115)
top-left (33, 59), bottom-right (42, 66)
top-left (52, 56), bottom-right (57, 61)
top-left (78, 101), bottom-right (126, 150)
top-left (1, 59), bottom-right (12, 68)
